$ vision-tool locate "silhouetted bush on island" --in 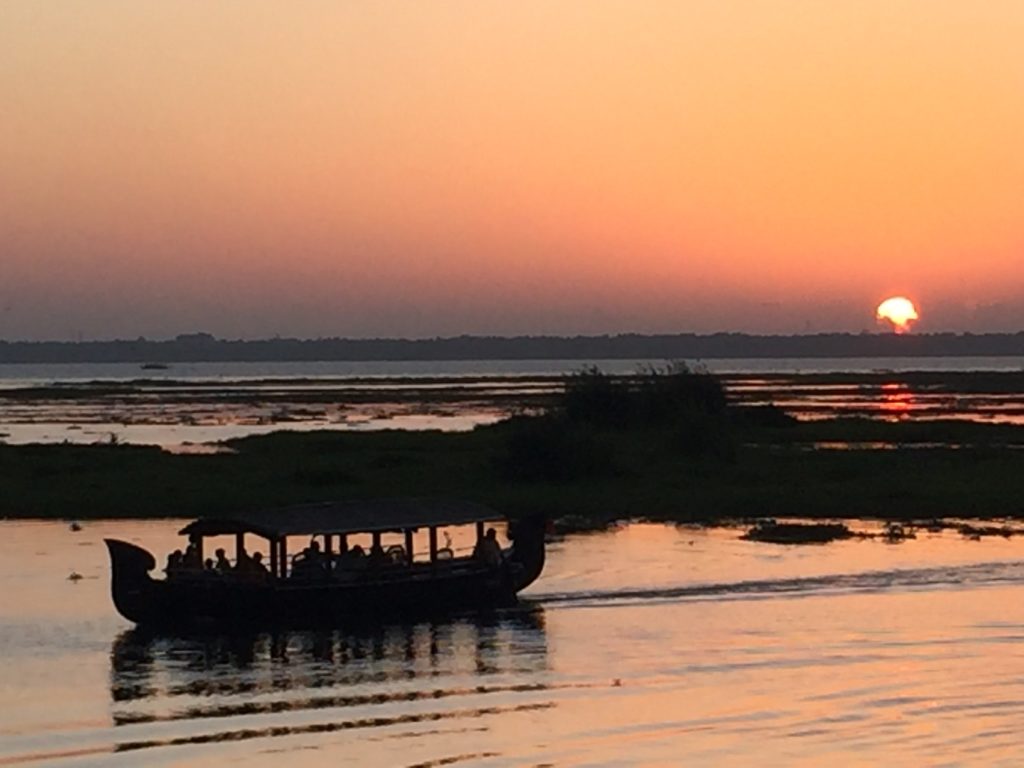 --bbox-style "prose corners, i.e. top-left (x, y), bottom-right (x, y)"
top-left (560, 366), bottom-right (632, 427)
top-left (568, 364), bottom-right (736, 460)
top-left (562, 363), bottom-right (727, 427)
top-left (498, 364), bottom-right (736, 480)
